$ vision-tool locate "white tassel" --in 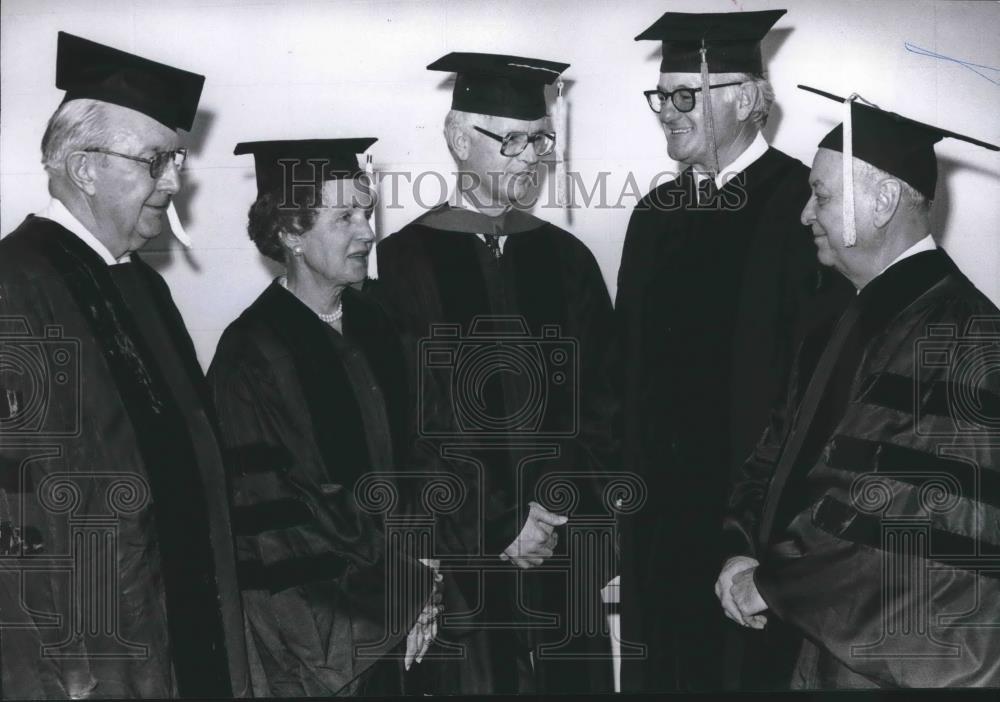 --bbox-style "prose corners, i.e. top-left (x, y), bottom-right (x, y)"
top-left (553, 80), bottom-right (568, 208)
top-left (364, 153), bottom-right (380, 280)
top-left (842, 94), bottom-right (858, 247)
top-left (166, 201), bottom-right (192, 248)
top-left (700, 42), bottom-right (720, 177)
